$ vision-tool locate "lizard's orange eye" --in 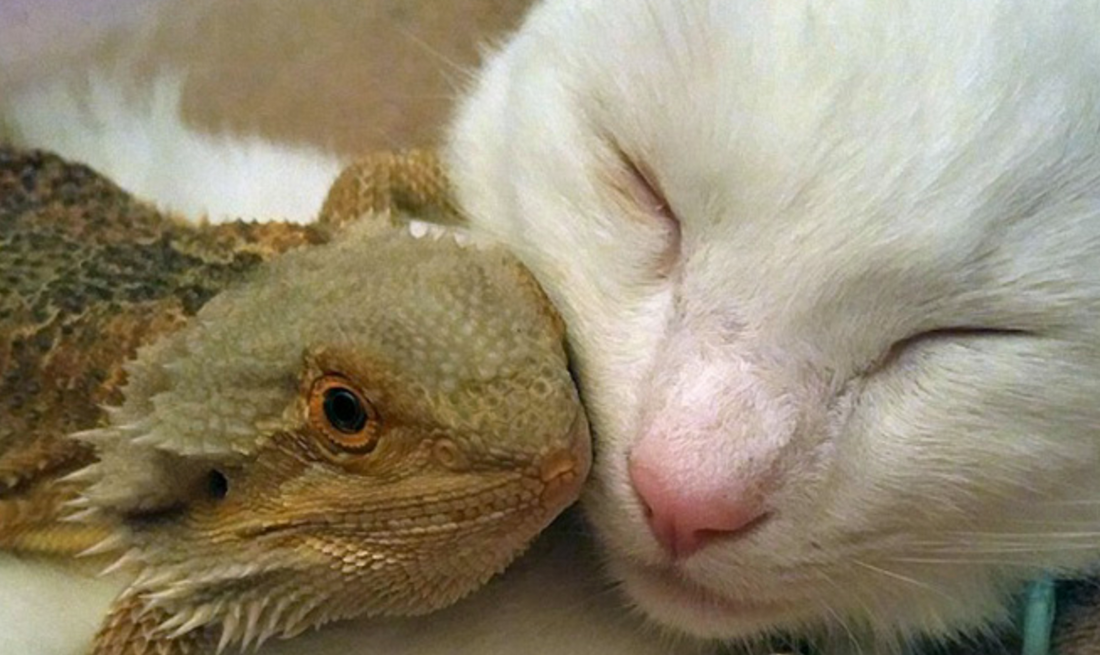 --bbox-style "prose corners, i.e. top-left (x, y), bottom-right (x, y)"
top-left (309, 376), bottom-right (380, 453)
